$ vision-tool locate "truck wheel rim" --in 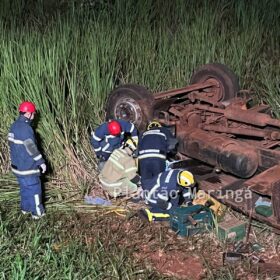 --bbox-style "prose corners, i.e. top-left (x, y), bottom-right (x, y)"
top-left (114, 97), bottom-right (142, 126)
